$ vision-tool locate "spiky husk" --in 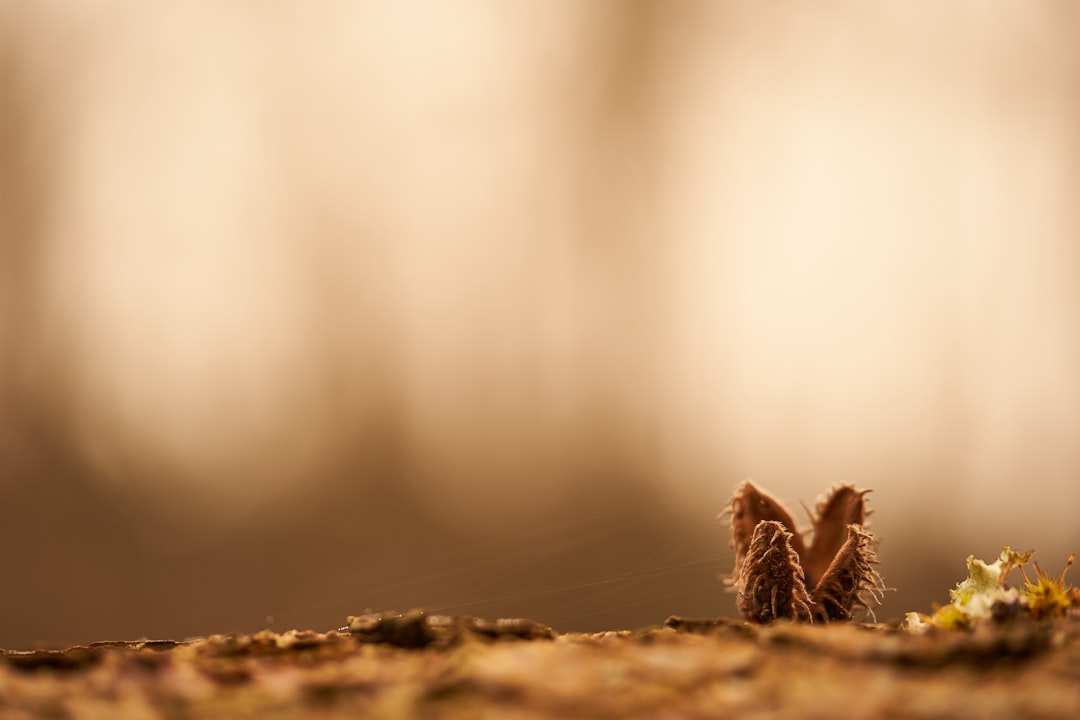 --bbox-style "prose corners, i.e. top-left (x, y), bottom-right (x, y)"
top-left (736, 520), bottom-right (813, 623)
top-left (725, 481), bottom-right (883, 624)
top-left (810, 524), bottom-right (885, 622)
